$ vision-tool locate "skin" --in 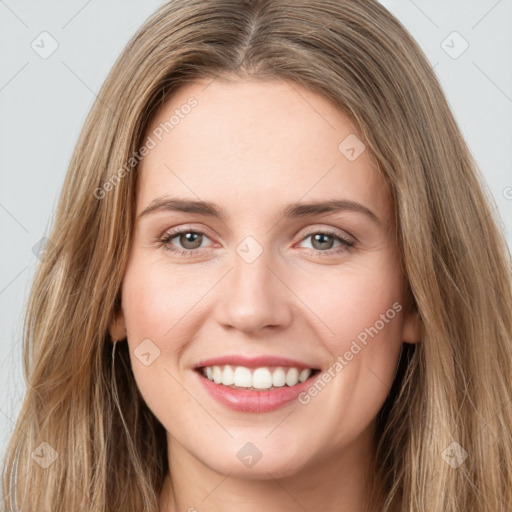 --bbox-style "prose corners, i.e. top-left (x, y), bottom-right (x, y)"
top-left (109, 76), bottom-right (421, 512)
